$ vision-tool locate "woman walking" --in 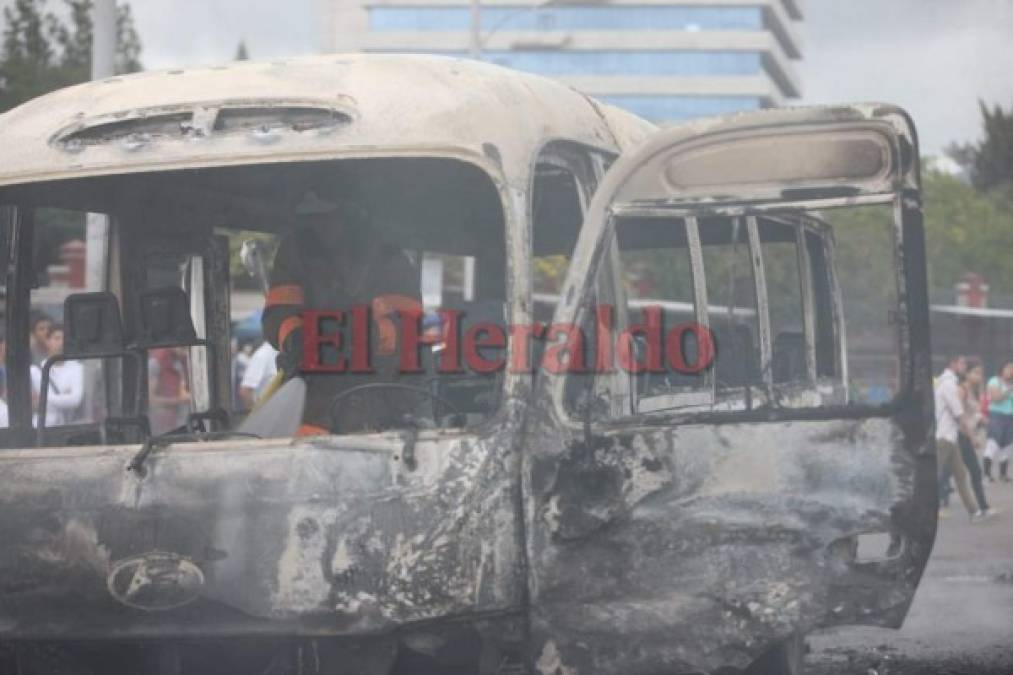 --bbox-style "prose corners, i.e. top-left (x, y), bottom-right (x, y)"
top-left (960, 363), bottom-right (996, 520)
top-left (984, 361), bottom-right (1013, 482)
